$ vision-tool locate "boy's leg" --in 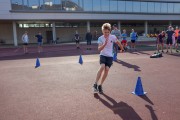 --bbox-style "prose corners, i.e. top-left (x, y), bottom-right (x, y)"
top-left (95, 64), bottom-right (105, 84)
top-left (93, 64), bottom-right (105, 92)
top-left (100, 66), bottom-right (110, 85)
